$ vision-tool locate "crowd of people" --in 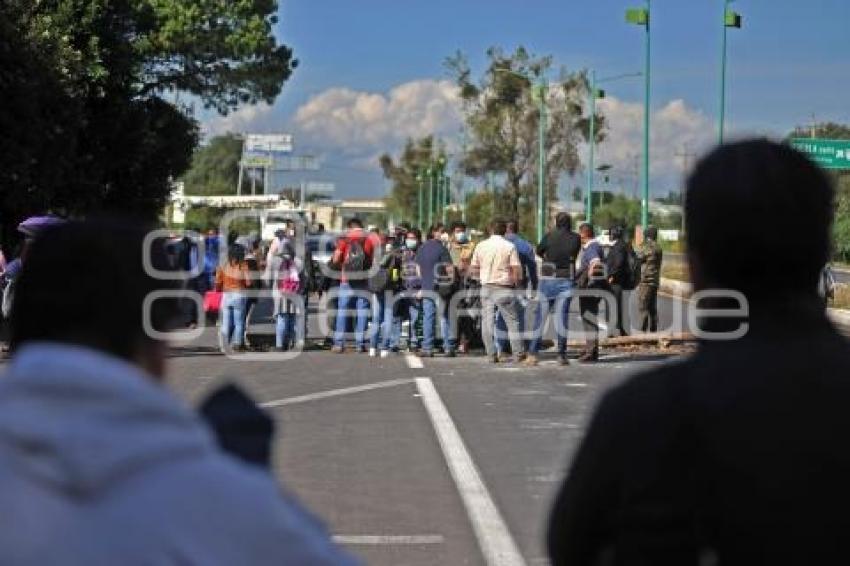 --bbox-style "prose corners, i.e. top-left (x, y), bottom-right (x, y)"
top-left (263, 214), bottom-right (665, 364)
top-left (160, 211), bottom-right (665, 362)
top-left (0, 139), bottom-right (849, 563)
